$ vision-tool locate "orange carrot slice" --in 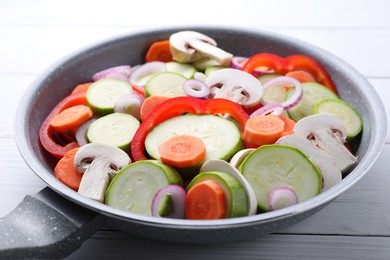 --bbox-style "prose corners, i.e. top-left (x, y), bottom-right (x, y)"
top-left (140, 95), bottom-right (170, 121)
top-left (278, 115), bottom-right (296, 136)
top-left (243, 114), bottom-right (285, 146)
top-left (158, 135), bottom-right (206, 168)
top-left (71, 82), bottom-right (93, 94)
top-left (49, 104), bottom-right (93, 133)
top-left (185, 179), bottom-right (227, 220)
top-left (145, 40), bottom-right (173, 62)
top-left (54, 148), bottom-right (82, 191)
top-left (285, 70), bottom-right (316, 83)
